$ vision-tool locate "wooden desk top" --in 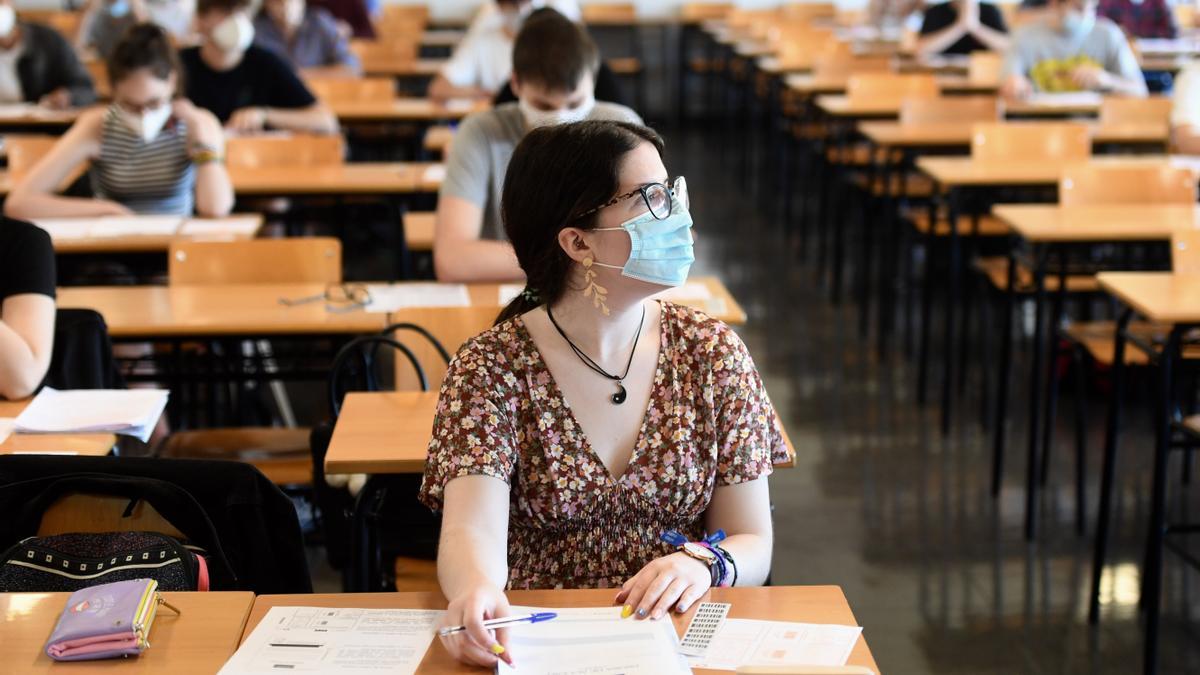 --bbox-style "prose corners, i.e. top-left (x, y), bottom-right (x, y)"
top-left (56, 284), bottom-right (392, 338)
top-left (43, 215), bottom-right (263, 255)
top-left (242, 587), bottom-right (878, 675)
top-left (227, 162), bottom-right (443, 195)
top-left (786, 74), bottom-right (996, 96)
top-left (0, 399), bottom-right (116, 457)
top-left (1096, 272), bottom-right (1200, 324)
top-left (3, 591), bottom-right (254, 674)
top-left (325, 381), bottom-right (798, 476)
top-left (329, 98), bottom-right (486, 122)
top-left (916, 154), bottom-right (1187, 187)
top-left (0, 106), bottom-right (79, 128)
top-left (819, 93), bottom-right (1115, 119)
top-left (859, 121), bottom-right (1168, 148)
top-left (361, 58), bottom-right (447, 78)
top-left (994, 204), bottom-right (1200, 242)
